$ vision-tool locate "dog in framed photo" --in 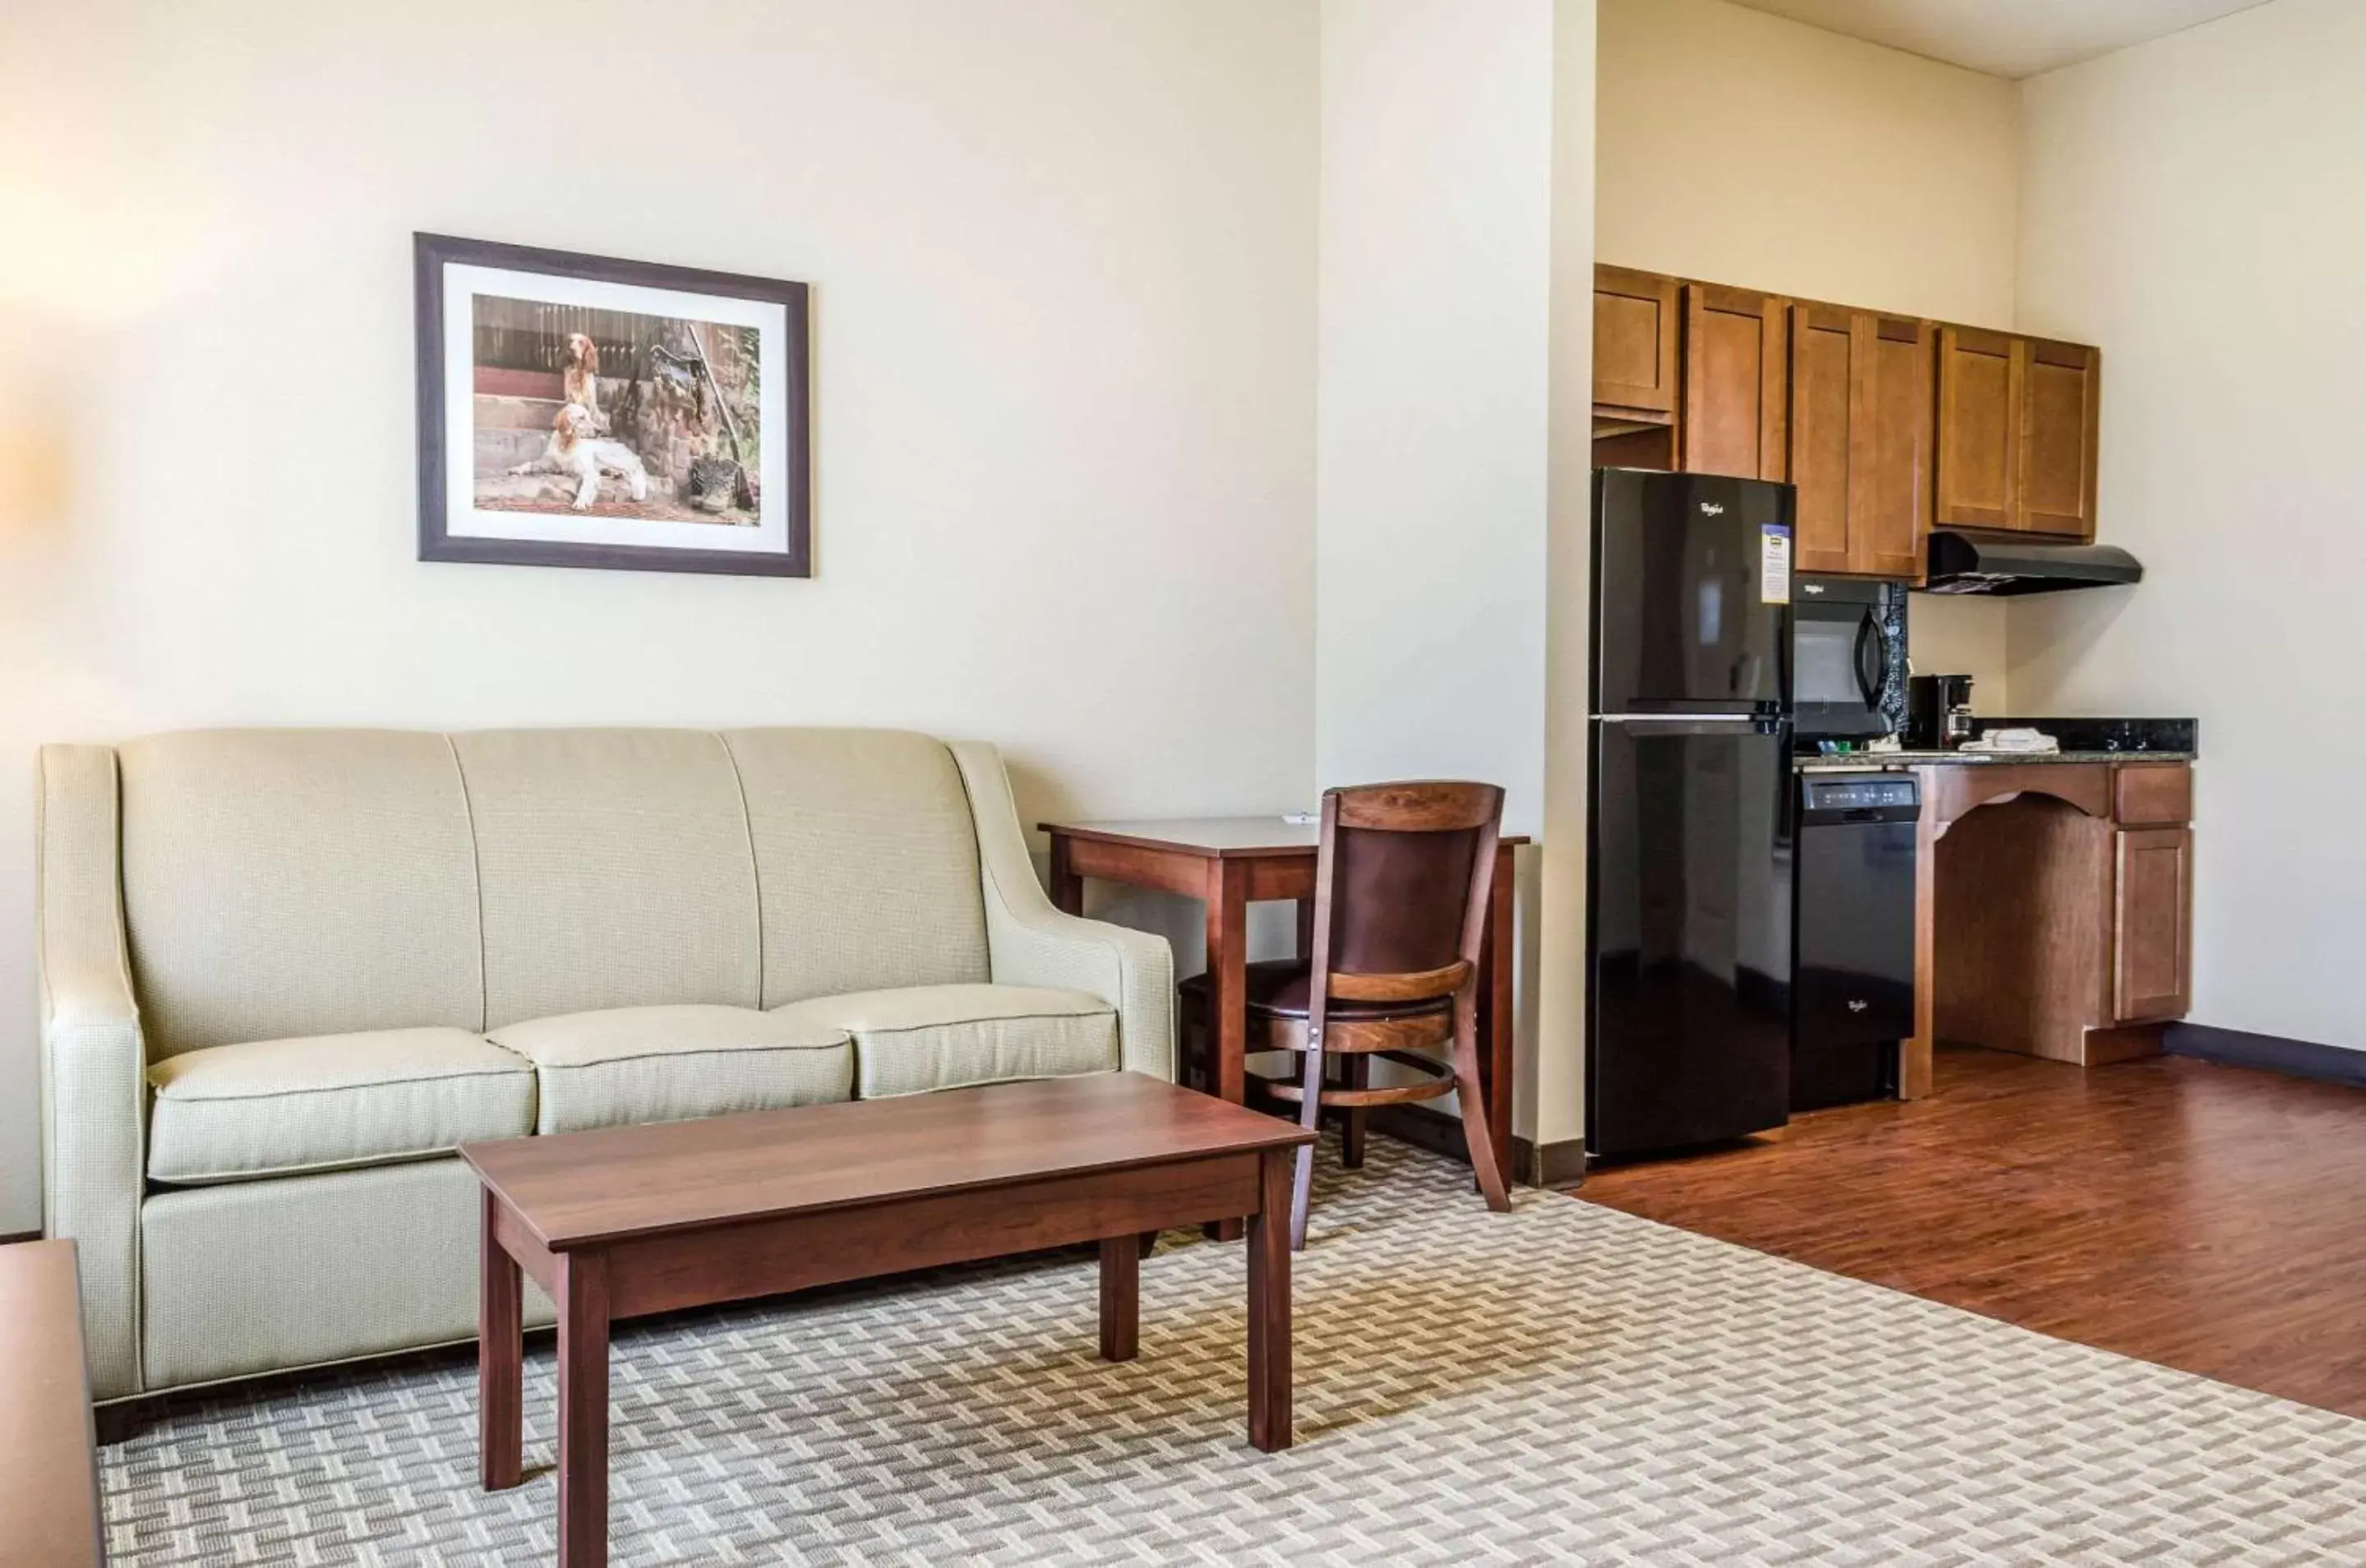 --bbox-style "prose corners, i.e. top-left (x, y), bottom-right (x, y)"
top-left (508, 402), bottom-right (651, 510)
top-left (560, 332), bottom-right (605, 430)
top-left (465, 290), bottom-right (763, 526)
